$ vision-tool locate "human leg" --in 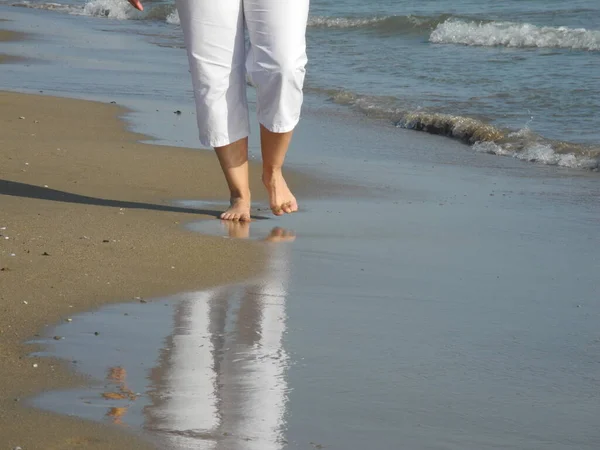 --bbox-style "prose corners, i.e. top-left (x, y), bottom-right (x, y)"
top-left (259, 126), bottom-right (297, 215)
top-left (244, 0), bottom-right (309, 215)
top-left (215, 137), bottom-right (251, 221)
top-left (176, 0), bottom-right (252, 220)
